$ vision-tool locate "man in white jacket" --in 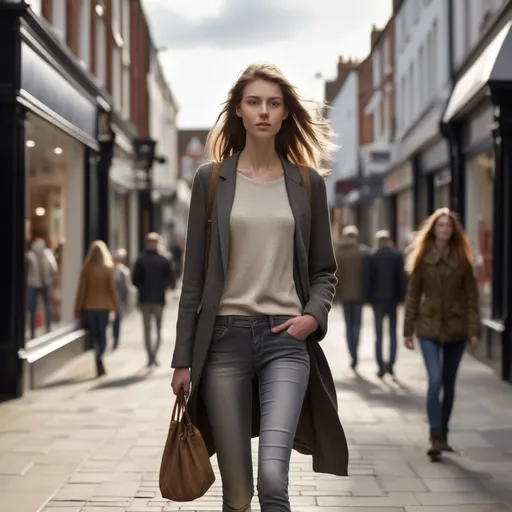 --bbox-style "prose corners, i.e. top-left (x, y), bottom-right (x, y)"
top-left (26, 238), bottom-right (58, 338)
